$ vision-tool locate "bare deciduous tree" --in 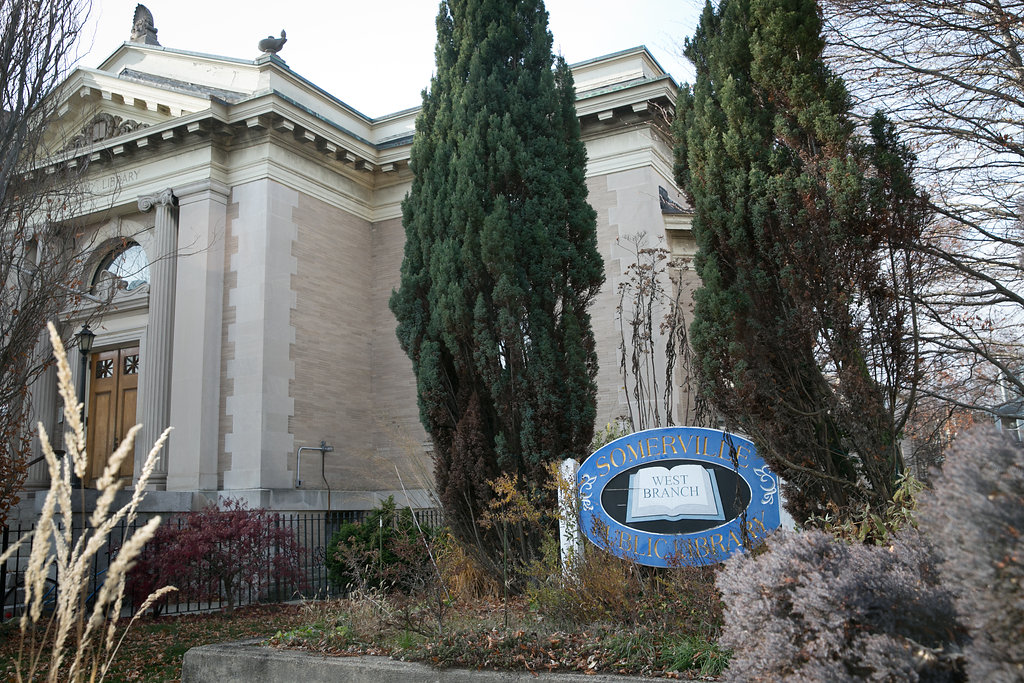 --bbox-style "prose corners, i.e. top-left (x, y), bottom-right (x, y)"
top-left (0, 0), bottom-right (96, 524)
top-left (822, 0), bottom-right (1024, 423)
